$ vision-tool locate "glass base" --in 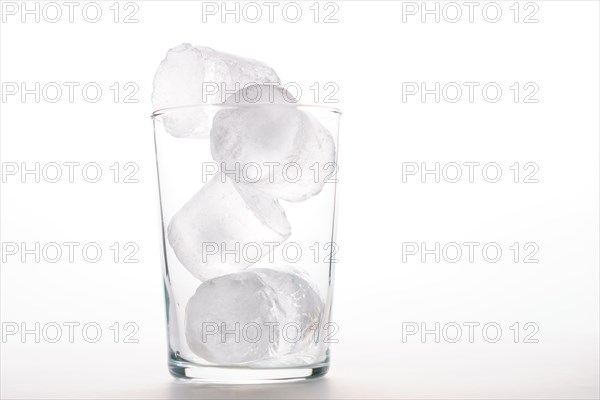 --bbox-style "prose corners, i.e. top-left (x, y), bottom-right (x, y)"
top-left (169, 359), bottom-right (329, 384)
